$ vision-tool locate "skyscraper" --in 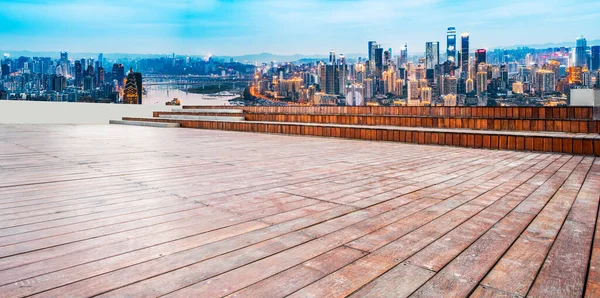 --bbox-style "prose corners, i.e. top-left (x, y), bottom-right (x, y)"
top-left (425, 42), bottom-right (440, 70)
top-left (98, 66), bottom-right (105, 86)
top-left (591, 46), bottom-right (600, 71)
top-left (324, 65), bottom-right (339, 95)
top-left (60, 52), bottom-right (68, 63)
top-left (475, 49), bottom-right (487, 66)
top-left (461, 32), bottom-right (470, 79)
top-left (368, 41), bottom-right (377, 62)
top-left (134, 71), bottom-right (143, 104)
top-left (329, 50), bottom-right (336, 65)
top-left (447, 27), bottom-right (457, 63)
top-left (575, 36), bottom-right (588, 67)
top-left (112, 64), bottom-right (125, 87)
top-left (375, 47), bottom-right (384, 77)
top-left (399, 44), bottom-right (408, 67)
top-left (74, 60), bottom-right (83, 87)
top-left (98, 53), bottom-right (103, 67)
top-left (368, 41), bottom-right (378, 75)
